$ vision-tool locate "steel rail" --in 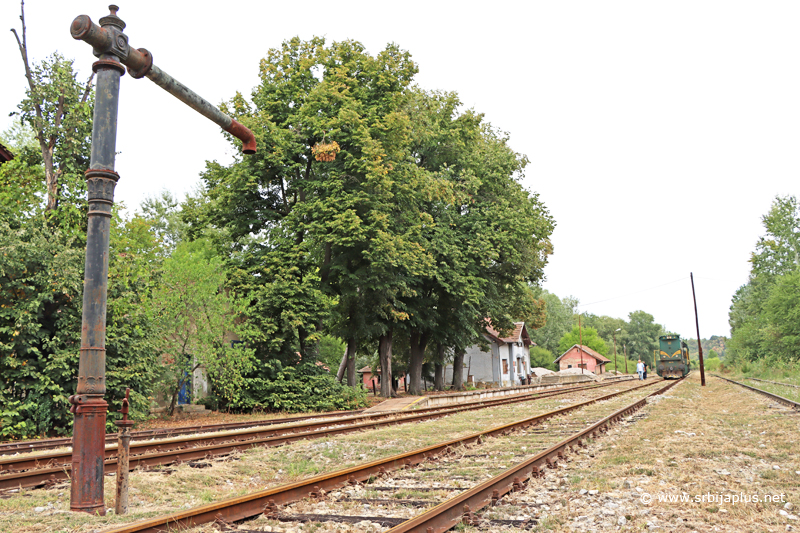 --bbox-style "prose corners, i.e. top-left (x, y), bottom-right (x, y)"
top-left (0, 379), bottom-right (631, 479)
top-left (0, 410), bottom-right (367, 456)
top-left (95, 379), bottom-right (663, 533)
top-left (0, 380), bottom-right (638, 490)
top-left (384, 376), bottom-right (685, 533)
top-left (742, 376), bottom-right (800, 390)
top-left (712, 374), bottom-right (800, 410)
top-left (0, 378), bottom-right (631, 456)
